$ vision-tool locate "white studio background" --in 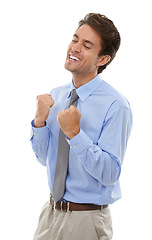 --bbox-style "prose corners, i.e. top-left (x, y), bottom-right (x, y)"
top-left (0, 0), bottom-right (151, 239)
